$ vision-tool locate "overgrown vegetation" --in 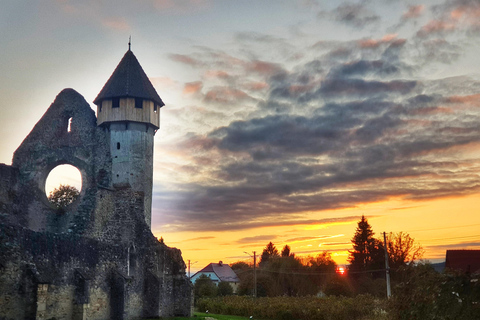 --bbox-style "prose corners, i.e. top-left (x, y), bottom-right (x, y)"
top-left (389, 263), bottom-right (480, 320)
top-left (196, 267), bottom-right (480, 320)
top-left (47, 184), bottom-right (79, 213)
top-left (148, 313), bottom-right (254, 320)
top-left (191, 216), bottom-right (479, 319)
top-left (197, 295), bottom-right (386, 320)
top-left (232, 245), bottom-right (340, 297)
top-left (225, 216), bottom-right (426, 300)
